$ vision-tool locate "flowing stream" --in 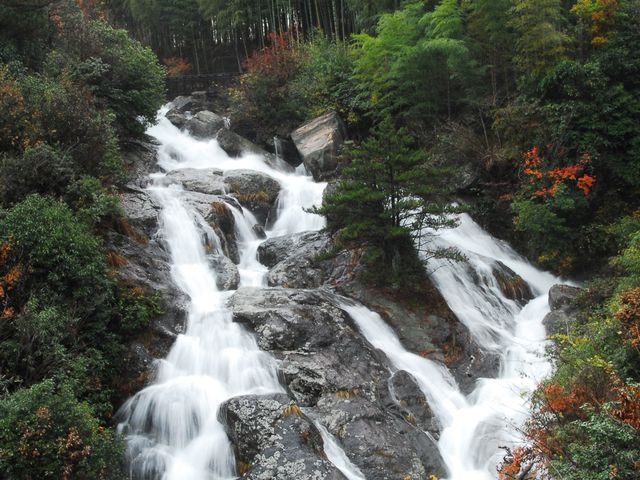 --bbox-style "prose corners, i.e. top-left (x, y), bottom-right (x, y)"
top-left (340, 214), bottom-right (559, 480)
top-left (119, 106), bottom-right (559, 480)
top-left (117, 110), bottom-right (354, 479)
